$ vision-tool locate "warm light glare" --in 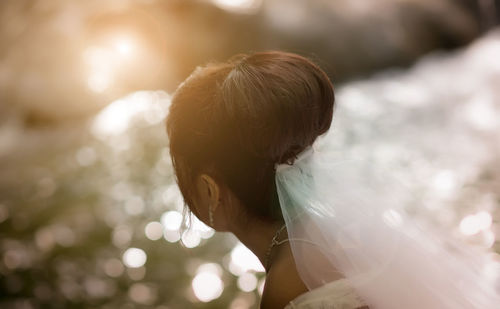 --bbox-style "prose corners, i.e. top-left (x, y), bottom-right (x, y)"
top-left (191, 215), bottom-right (215, 239)
top-left (83, 46), bottom-right (115, 93)
top-left (87, 71), bottom-right (112, 93)
top-left (91, 99), bottom-right (138, 136)
top-left (432, 170), bottom-right (458, 196)
top-left (91, 91), bottom-right (169, 138)
top-left (460, 211), bottom-right (493, 236)
top-left (122, 248), bottom-right (147, 268)
top-left (212, 0), bottom-right (262, 13)
top-left (197, 263), bottom-right (223, 277)
top-left (192, 272), bottom-right (224, 302)
top-left (230, 243), bottom-right (265, 274)
top-left (113, 37), bottom-right (135, 57)
top-left (163, 229), bottom-right (181, 243)
top-left (460, 215), bottom-right (481, 235)
top-left (476, 211), bottom-right (493, 230)
top-left (83, 34), bottom-right (138, 93)
top-left (162, 185), bottom-right (184, 211)
top-left (464, 93), bottom-right (499, 131)
top-left (161, 210), bottom-right (183, 230)
top-left (144, 222), bottom-right (163, 241)
top-left (181, 229), bottom-right (201, 248)
top-left (237, 272), bottom-right (258, 292)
